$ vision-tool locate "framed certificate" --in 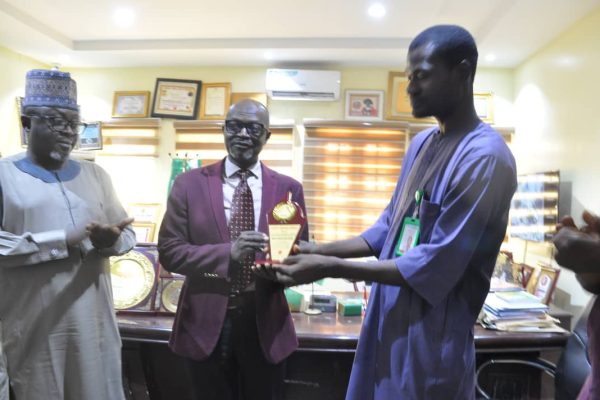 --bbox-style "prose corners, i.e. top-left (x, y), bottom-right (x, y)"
top-left (132, 222), bottom-right (156, 243)
top-left (128, 203), bottom-right (162, 223)
top-left (200, 82), bottom-right (232, 120)
top-left (474, 92), bottom-right (494, 124)
top-left (112, 91), bottom-right (150, 118)
top-left (151, 78), bottom-right (202, 119)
